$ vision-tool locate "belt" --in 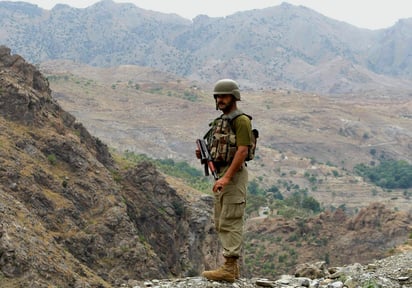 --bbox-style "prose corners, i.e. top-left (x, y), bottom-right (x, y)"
top-left (215, 162), bottom-right (245, 174)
